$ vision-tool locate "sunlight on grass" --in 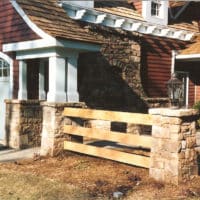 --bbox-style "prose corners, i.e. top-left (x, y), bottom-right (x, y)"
top-left (0, 170), bottom-right (90, 200)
